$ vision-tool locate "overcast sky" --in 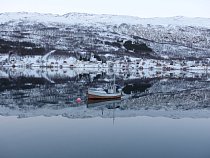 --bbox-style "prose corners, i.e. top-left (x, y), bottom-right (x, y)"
top-left (0, 0), bottom-right (209, 18)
